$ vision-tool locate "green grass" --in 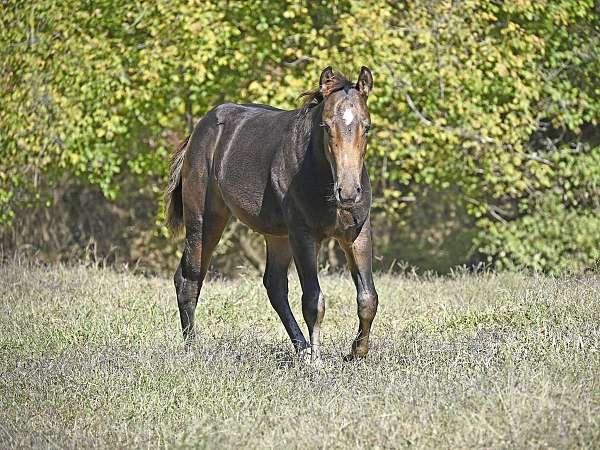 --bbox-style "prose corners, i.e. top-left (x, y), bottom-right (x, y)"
top-left (1, 262), bottom-right (599, 449)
